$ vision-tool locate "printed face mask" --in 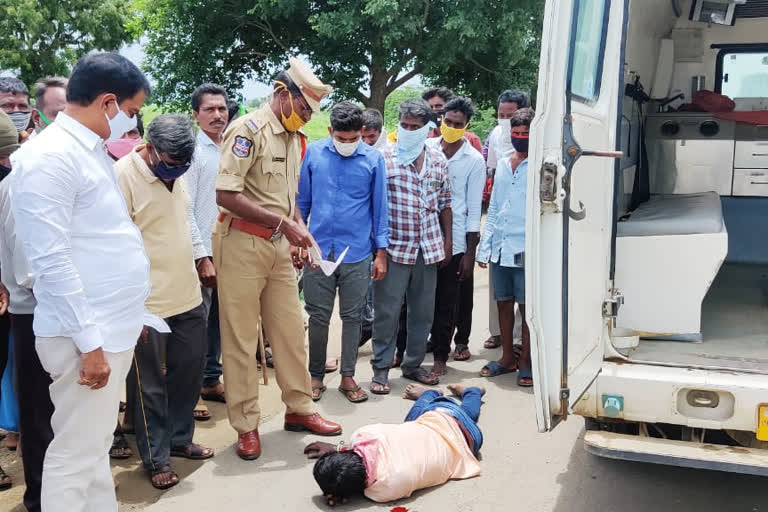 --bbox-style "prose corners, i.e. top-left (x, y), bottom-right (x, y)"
top-left (8, 111), bottom-right (31, 133)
